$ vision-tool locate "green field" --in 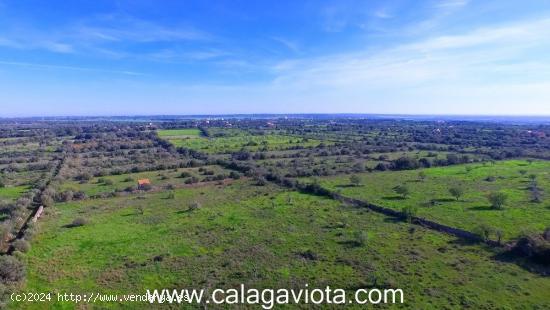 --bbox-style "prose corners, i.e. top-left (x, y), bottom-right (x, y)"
top-left (17, 180), bottom-right (550, 309)
top-left (59, 166), bottom-right (231, 197)
top-left (158, 128), bottom-right (328, 153)
top-left (0, 185), bottom-right (29, 201)
top-left (309, 160), bottom-right (550, 241)
top-left (157, 128), bottom-right (202, 138)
